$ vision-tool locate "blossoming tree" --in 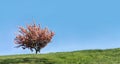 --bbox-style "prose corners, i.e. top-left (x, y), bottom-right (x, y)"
top-left (14, 23), bottom-right (54, 54)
